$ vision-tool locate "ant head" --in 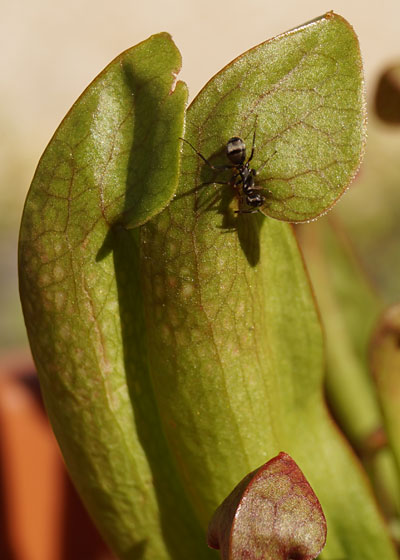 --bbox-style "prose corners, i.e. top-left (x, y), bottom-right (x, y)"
top-left (226, 137), bottom-right (246, 165)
